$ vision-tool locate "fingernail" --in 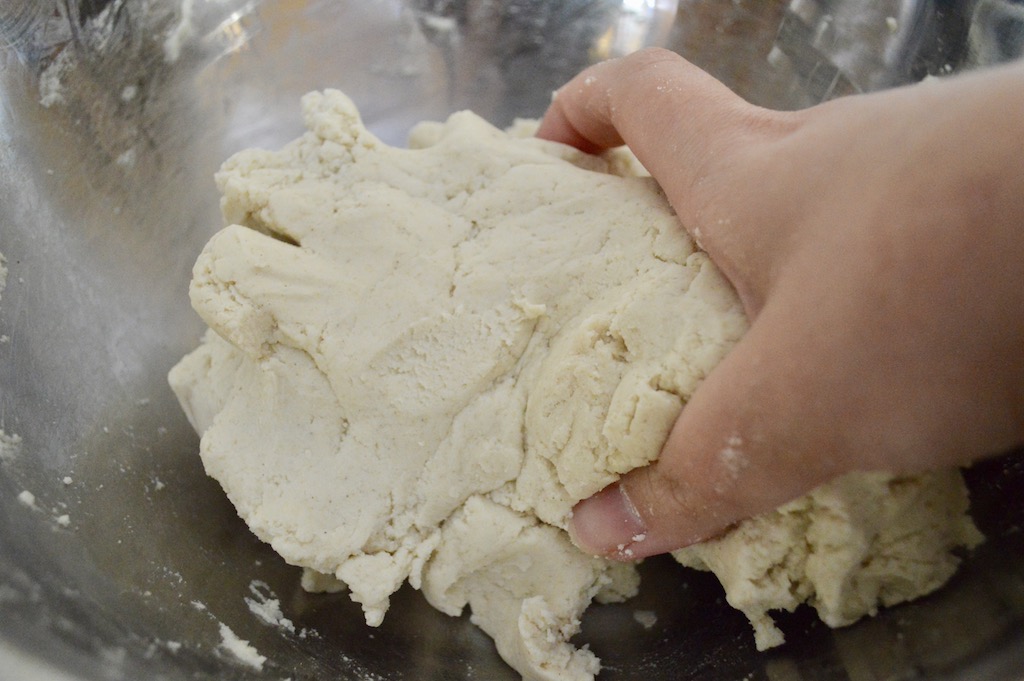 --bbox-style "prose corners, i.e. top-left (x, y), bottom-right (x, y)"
top-left (569, 483), bottom-right (647, 560)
